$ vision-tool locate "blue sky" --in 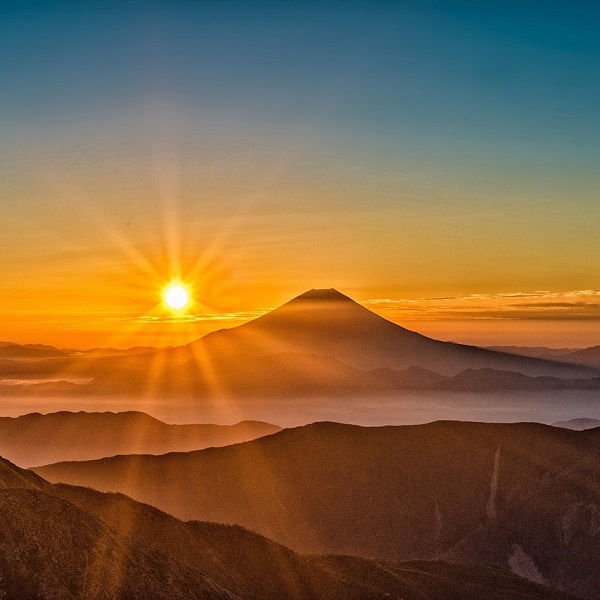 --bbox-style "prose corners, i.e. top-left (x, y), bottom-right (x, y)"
top-left (3, 1), bottom-right (599, 147)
